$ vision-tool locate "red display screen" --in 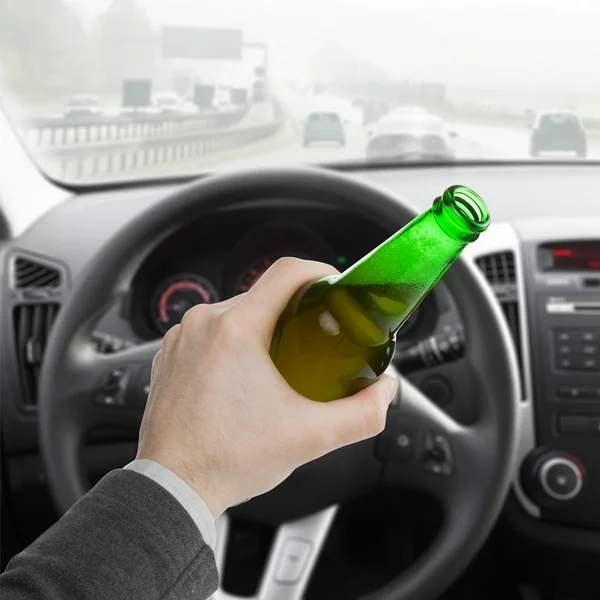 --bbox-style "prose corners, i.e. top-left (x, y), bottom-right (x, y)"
top-left (540, 242), bottom-right (600, 271)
